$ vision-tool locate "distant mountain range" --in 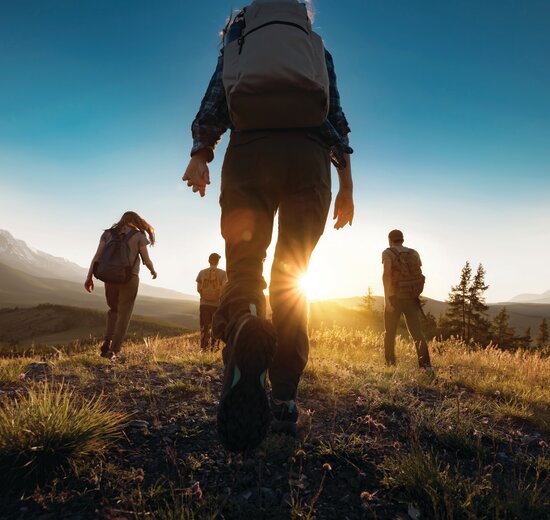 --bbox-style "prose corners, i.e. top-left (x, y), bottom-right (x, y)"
top-left (0, 230), bottom-right (548, 339)
top-left (0, 229), bottom-right (197, 301)
top-left (510, 290), bottom-right (550, 305)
